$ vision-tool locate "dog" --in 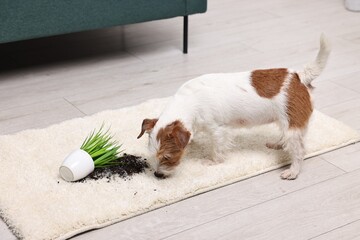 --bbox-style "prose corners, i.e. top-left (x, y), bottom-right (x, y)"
top-left (137, 34), bottom-right (331, 180)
